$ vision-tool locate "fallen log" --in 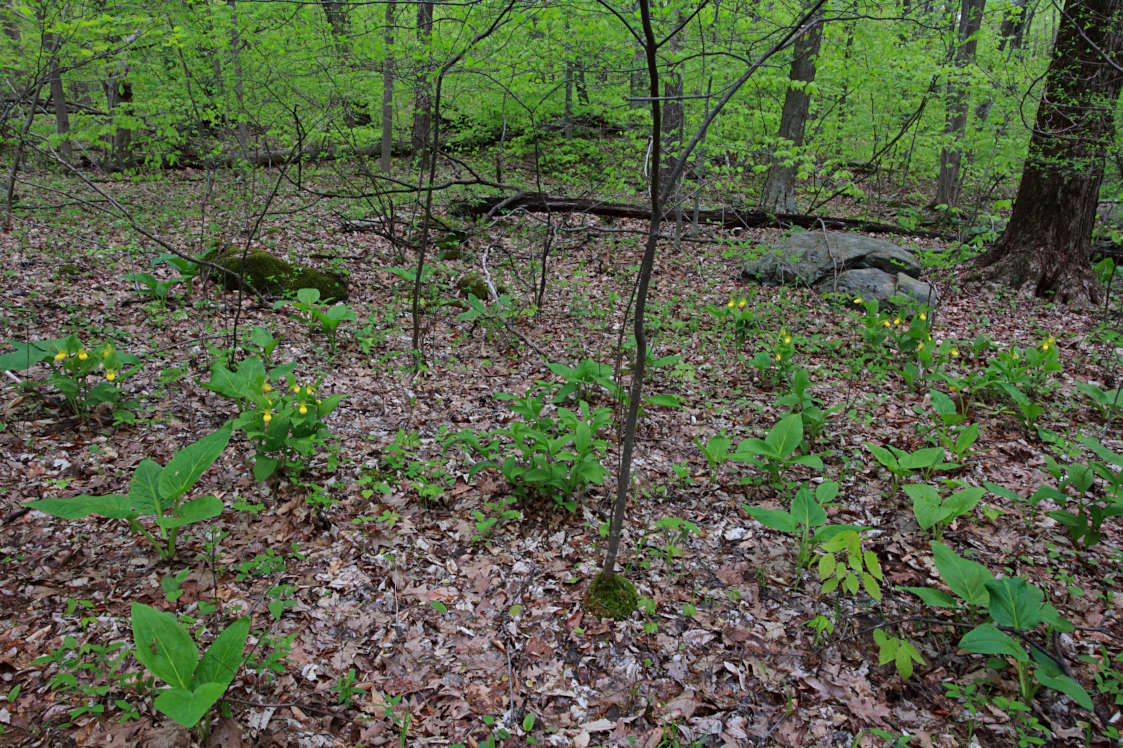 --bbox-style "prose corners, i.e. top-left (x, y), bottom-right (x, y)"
top-left (449, 191), bottom-right (952, 240)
